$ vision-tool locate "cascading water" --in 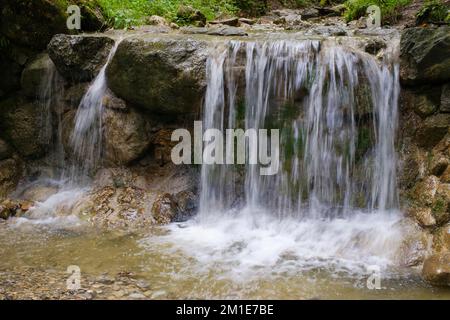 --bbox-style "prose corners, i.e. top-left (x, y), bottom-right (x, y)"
top-left (163, 37), bottom-right (404, 277)
top-left (66, 39), bottom-right (122, 185)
